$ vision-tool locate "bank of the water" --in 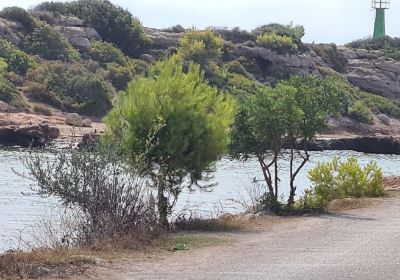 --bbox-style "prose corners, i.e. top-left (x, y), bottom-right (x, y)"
top-left (1, 148), bottom-right (400, 252)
